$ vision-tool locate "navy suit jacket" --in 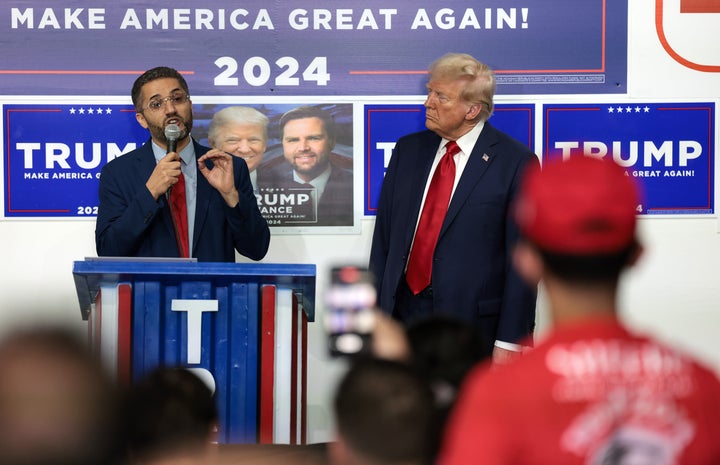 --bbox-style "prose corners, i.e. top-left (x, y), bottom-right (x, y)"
top-left (96, 139), bottom-right (270, 262)
top-left (369, 123), bottom-right (538, 346)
